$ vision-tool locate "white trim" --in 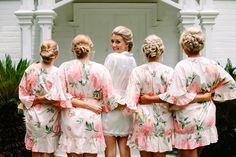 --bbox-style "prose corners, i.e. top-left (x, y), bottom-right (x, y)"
top-left (161, 0), bottom-right (181, 9)
top-left (35, 10), bottom-right (57, 41)
top-left (53, 0), bottom-right (74, 10)
top-left (14, 10), bottom-right (34, 60)
top-left (69, 3), bottom-right (158, 27)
